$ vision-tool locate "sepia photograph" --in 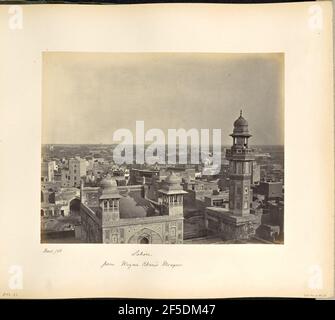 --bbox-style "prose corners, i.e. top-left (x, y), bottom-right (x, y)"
top-left (0, 2), bottom-right (333, 300)
top-left (41, 52), bottom-right (284, 245)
